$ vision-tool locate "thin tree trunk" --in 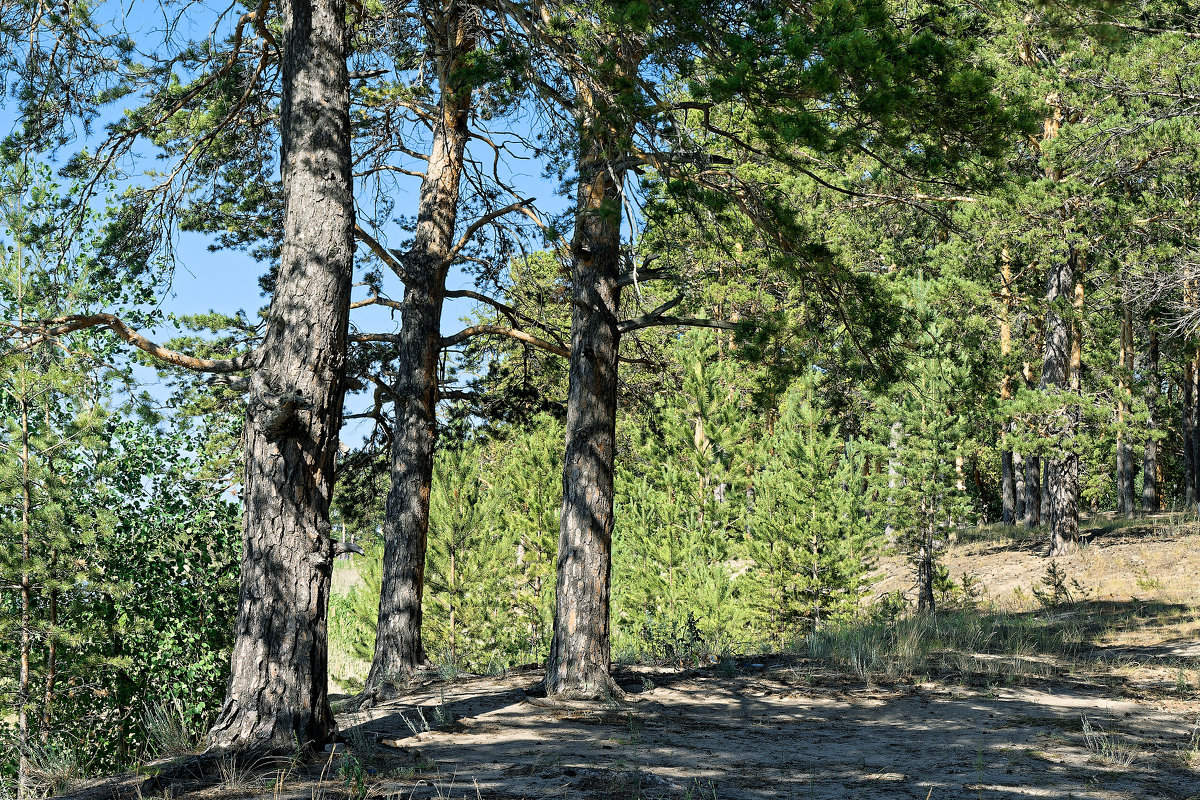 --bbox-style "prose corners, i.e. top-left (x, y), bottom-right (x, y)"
top-left (1143, 323), bottom-right (1159, 512)
top-left (1185, 356), bottom-right (1195, 506)
top-left (917, 509), bottom-right (935, 614)
top-left (18, 395), bottom-right (32, 800)
top-left (885, 421), bottom-right (901, 540)
top-left (206, 0), bottom-right (354, 752)
top-left (1192, 350), bottom-right (1200, 509)
top-left (545, 128), bottom-right (624, 700)
top-left (1014, 451), bottom-right (1026, 522)
top-left (1118, 305), bottom-right (1136, 517)
top-left (362, 9), bottom-right (472, 700)
top-left (1000, 250), bottom-right (1017, 525)
top-left (41, 404), bottom-right (58, 743)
